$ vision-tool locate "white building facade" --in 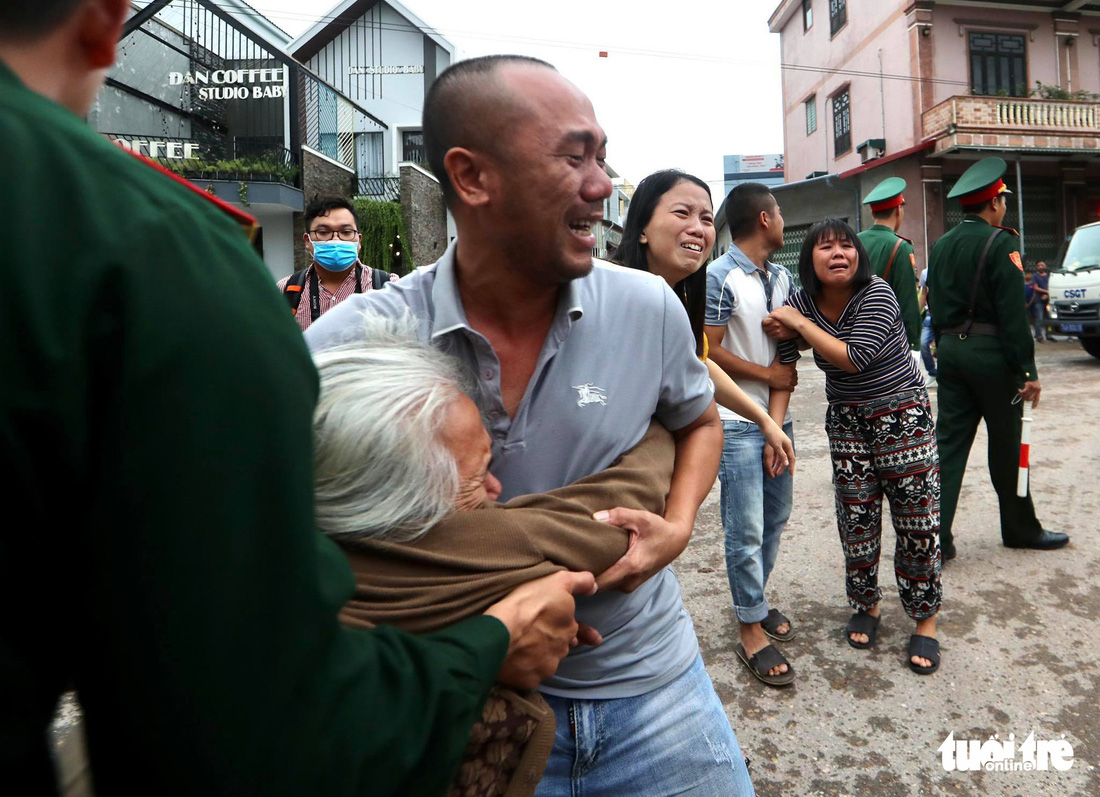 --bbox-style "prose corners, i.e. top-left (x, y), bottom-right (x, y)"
top-left (290, 0), bottom-right (455, 198)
